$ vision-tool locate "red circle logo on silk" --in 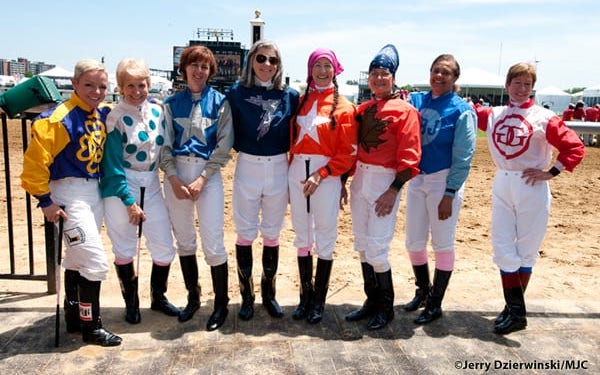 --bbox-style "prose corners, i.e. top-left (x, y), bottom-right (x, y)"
top-left (491, 113), bottom-right (533, 159)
